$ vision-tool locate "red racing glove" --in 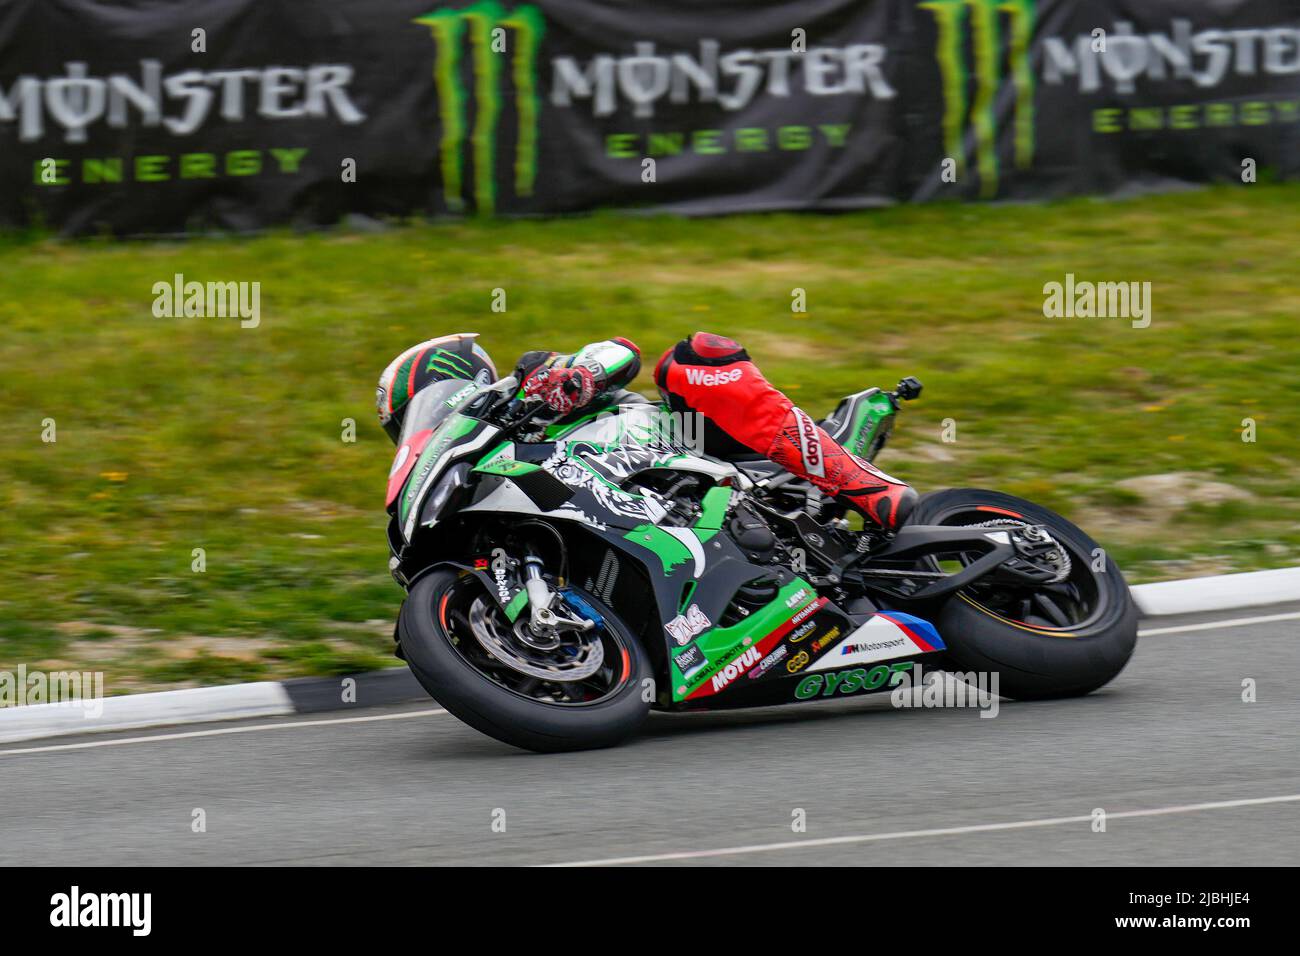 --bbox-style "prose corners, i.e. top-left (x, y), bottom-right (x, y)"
top-left (521, 364), bottom-right (597, 415)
